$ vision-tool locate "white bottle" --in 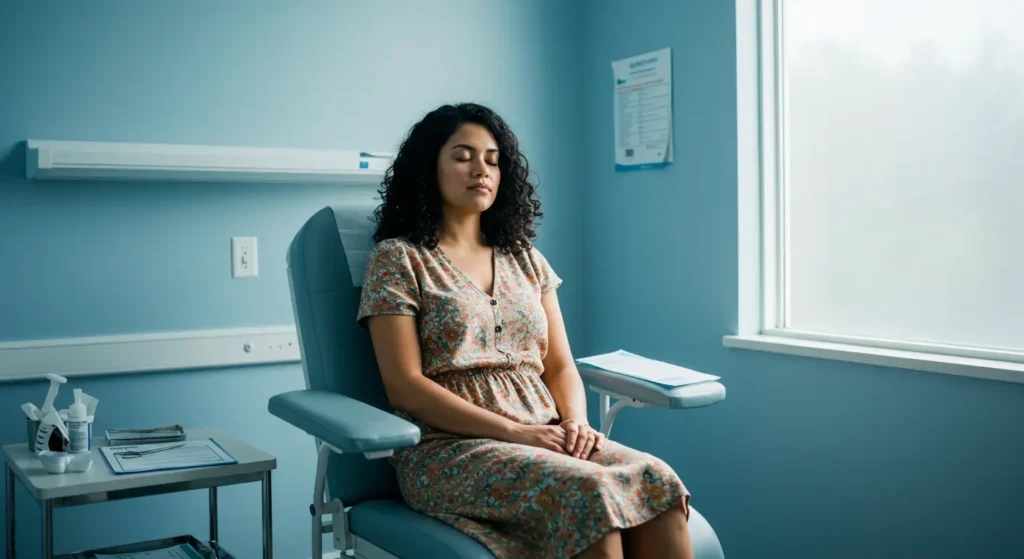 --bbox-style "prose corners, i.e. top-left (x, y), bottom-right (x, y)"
top-left (66, 389), bottom-right (91, 454)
